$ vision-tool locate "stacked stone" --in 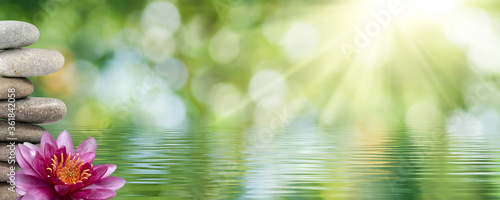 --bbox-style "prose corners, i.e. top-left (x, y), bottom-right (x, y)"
top-left (0, 21), bottom-right (66, 199)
